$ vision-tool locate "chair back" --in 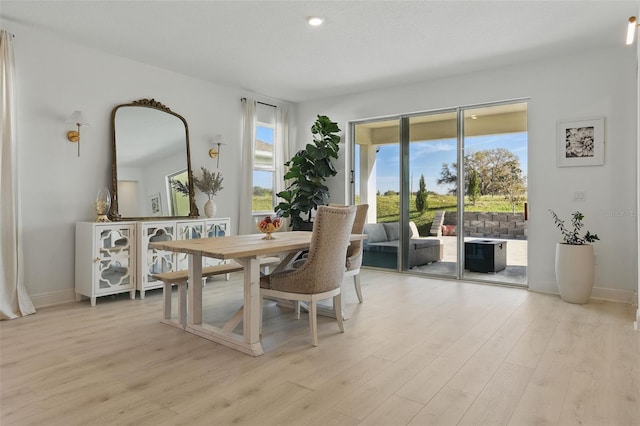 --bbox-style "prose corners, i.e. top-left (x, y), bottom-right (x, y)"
top-left (329, 204), bottom-right (369, 271)
top-left (266, 205), bottom-right (355, 294)
top-left (304, 205), bottom-right (356, 290)
top-left (345, 204), bottom-right (368, 270)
